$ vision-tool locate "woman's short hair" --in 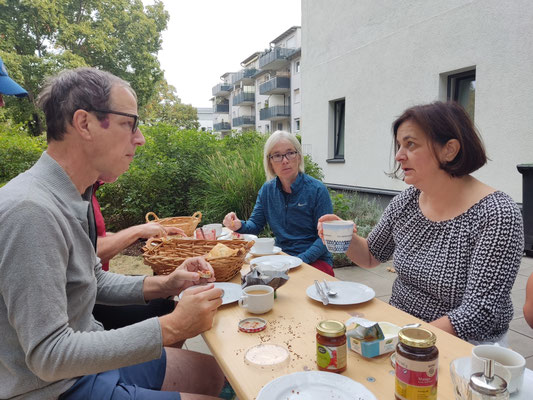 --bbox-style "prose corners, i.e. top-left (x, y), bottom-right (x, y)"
top-left (263, 130), bottom-right (304, 180)
top-left (37, 67), bottom-right (135, 142)
top-left (391, 101), bottom-right (487, 178)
